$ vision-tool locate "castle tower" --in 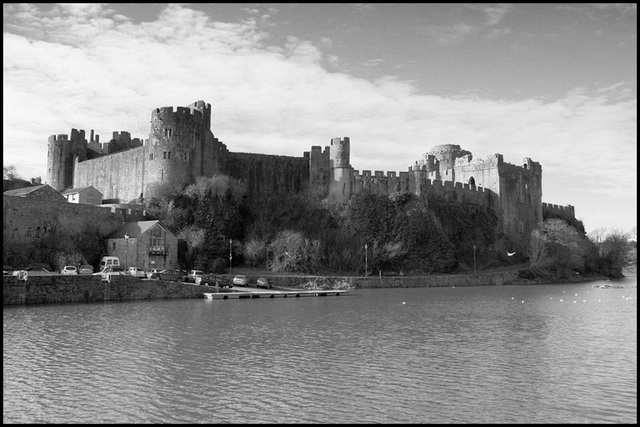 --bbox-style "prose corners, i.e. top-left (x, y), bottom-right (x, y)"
top-left (46, 128), bottom-right (87, 191)
top-left (329, 137), bottom-right (352, 198)
top-left (423, 144), bottom-right (471, 182)
top-left (186, 100), bottom-right (213, 177)
top-left (144, 105), bottom-right (208, 199)
top-left (308, 145), bottom-right (331, 197)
